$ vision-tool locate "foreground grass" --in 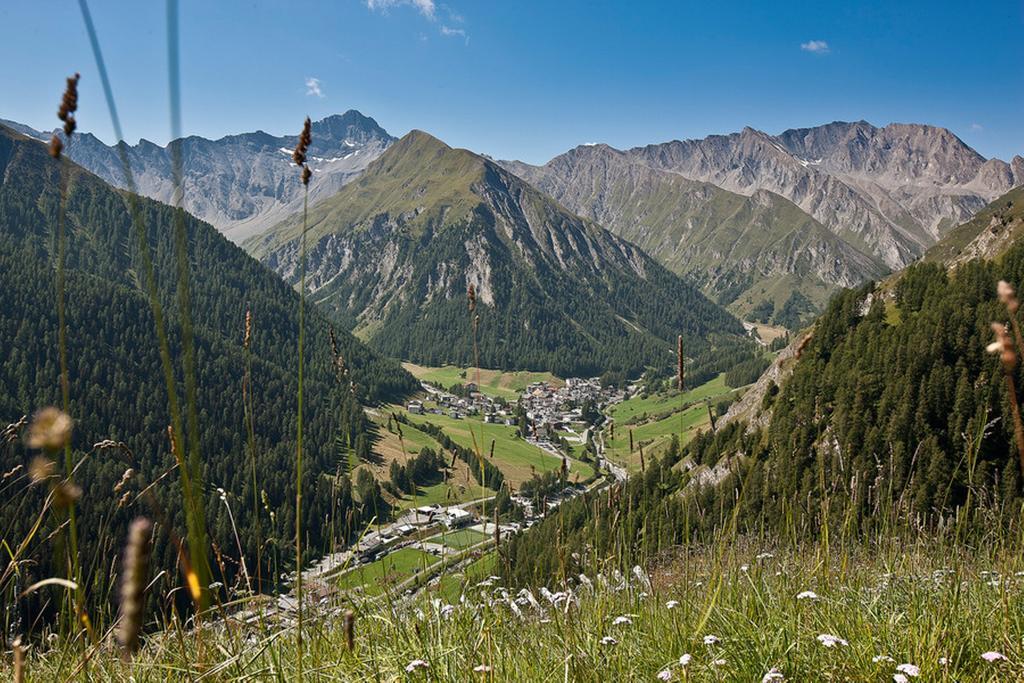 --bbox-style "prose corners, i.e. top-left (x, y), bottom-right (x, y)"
top-left (16, 538), bottom-right (1024, 681)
